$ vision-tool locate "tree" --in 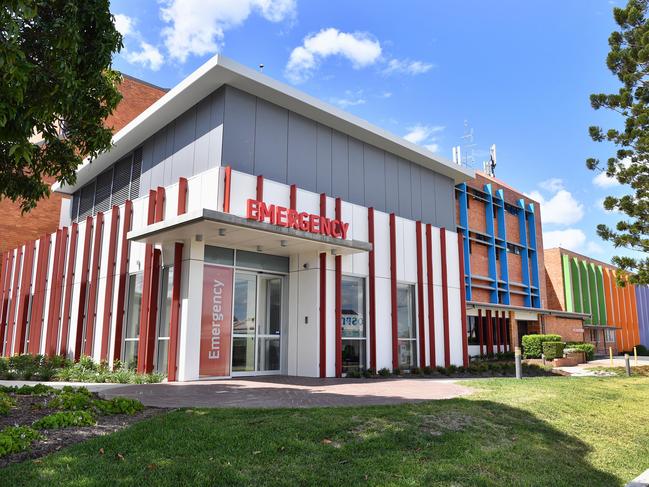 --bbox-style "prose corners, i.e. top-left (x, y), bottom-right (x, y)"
top-left (587, 0), bottom-right (649, 284)
top-left (0, 0), bottom-right (122, 212)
